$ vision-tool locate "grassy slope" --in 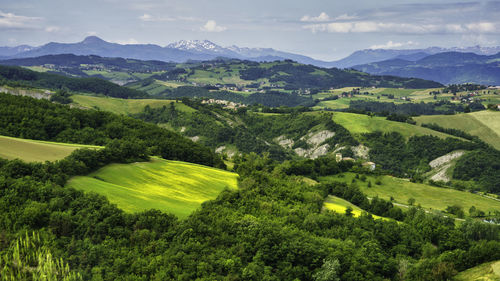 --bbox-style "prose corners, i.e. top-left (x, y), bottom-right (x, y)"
top-left (66, 158), bottom-right (238, 218)
top-left (323, 195), bottom-right (390, 221)
top-left (71, 94), bottom-right (196, 115)
top-left (329, 112), bottom-right (458, 139)
top-left (454, 260), bottom-right (500, 281)
top-left (320, 173), bottom-right (500, 216)
top-left (415, 111), bottom-right (500, 149)
top-left (0, 135), bottom-right (100, 162)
